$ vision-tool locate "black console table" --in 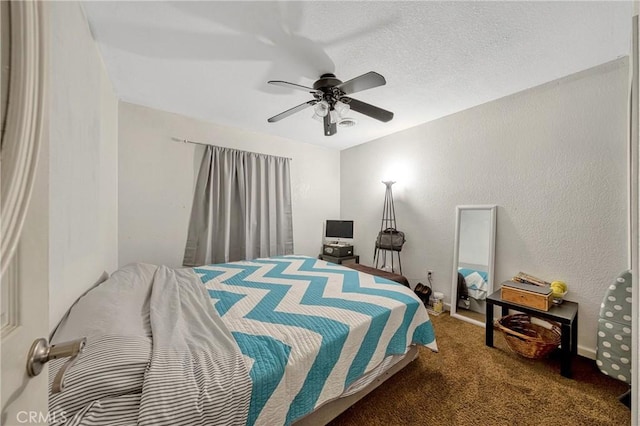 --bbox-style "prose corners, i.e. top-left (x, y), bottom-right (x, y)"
top-left (485, 289), bottom-right (579, 378)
